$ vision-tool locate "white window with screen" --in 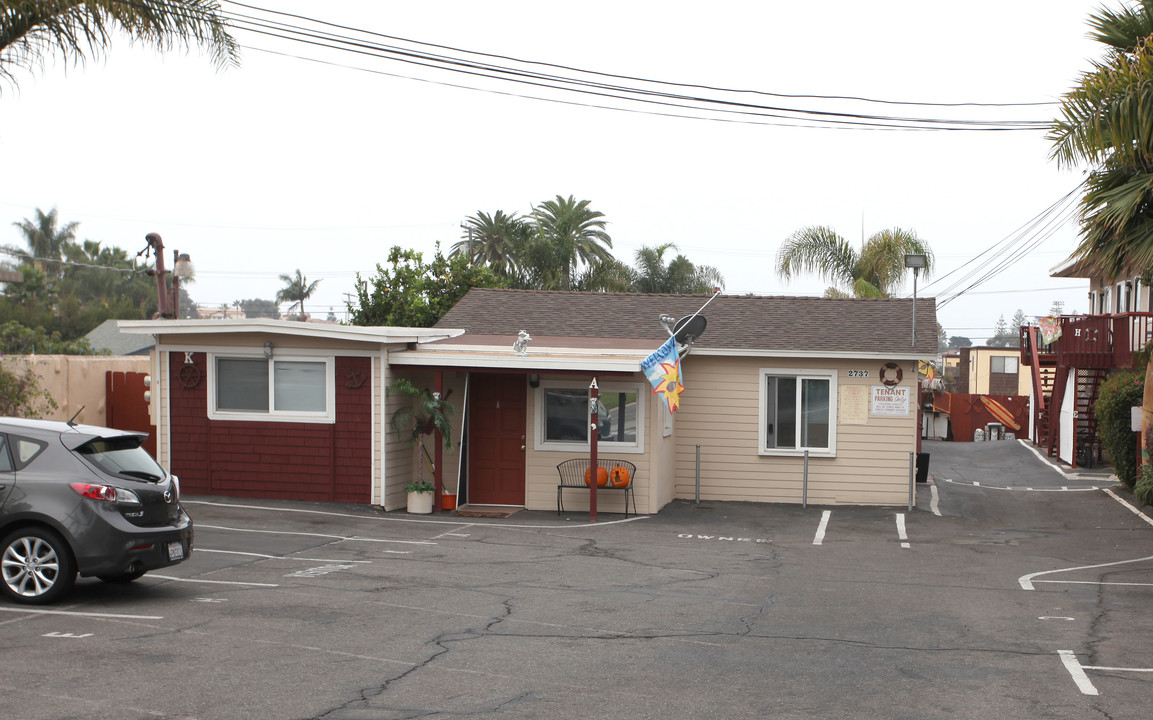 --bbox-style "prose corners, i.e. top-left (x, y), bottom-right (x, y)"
top-left (208, 353), bottom-right (335, 423)
top-left (534, 380), bottom-right (644, 453)
top-left (759, 368), bottom-right (837, 457)
top-left (990, 356), bottom-right (1018, 374)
